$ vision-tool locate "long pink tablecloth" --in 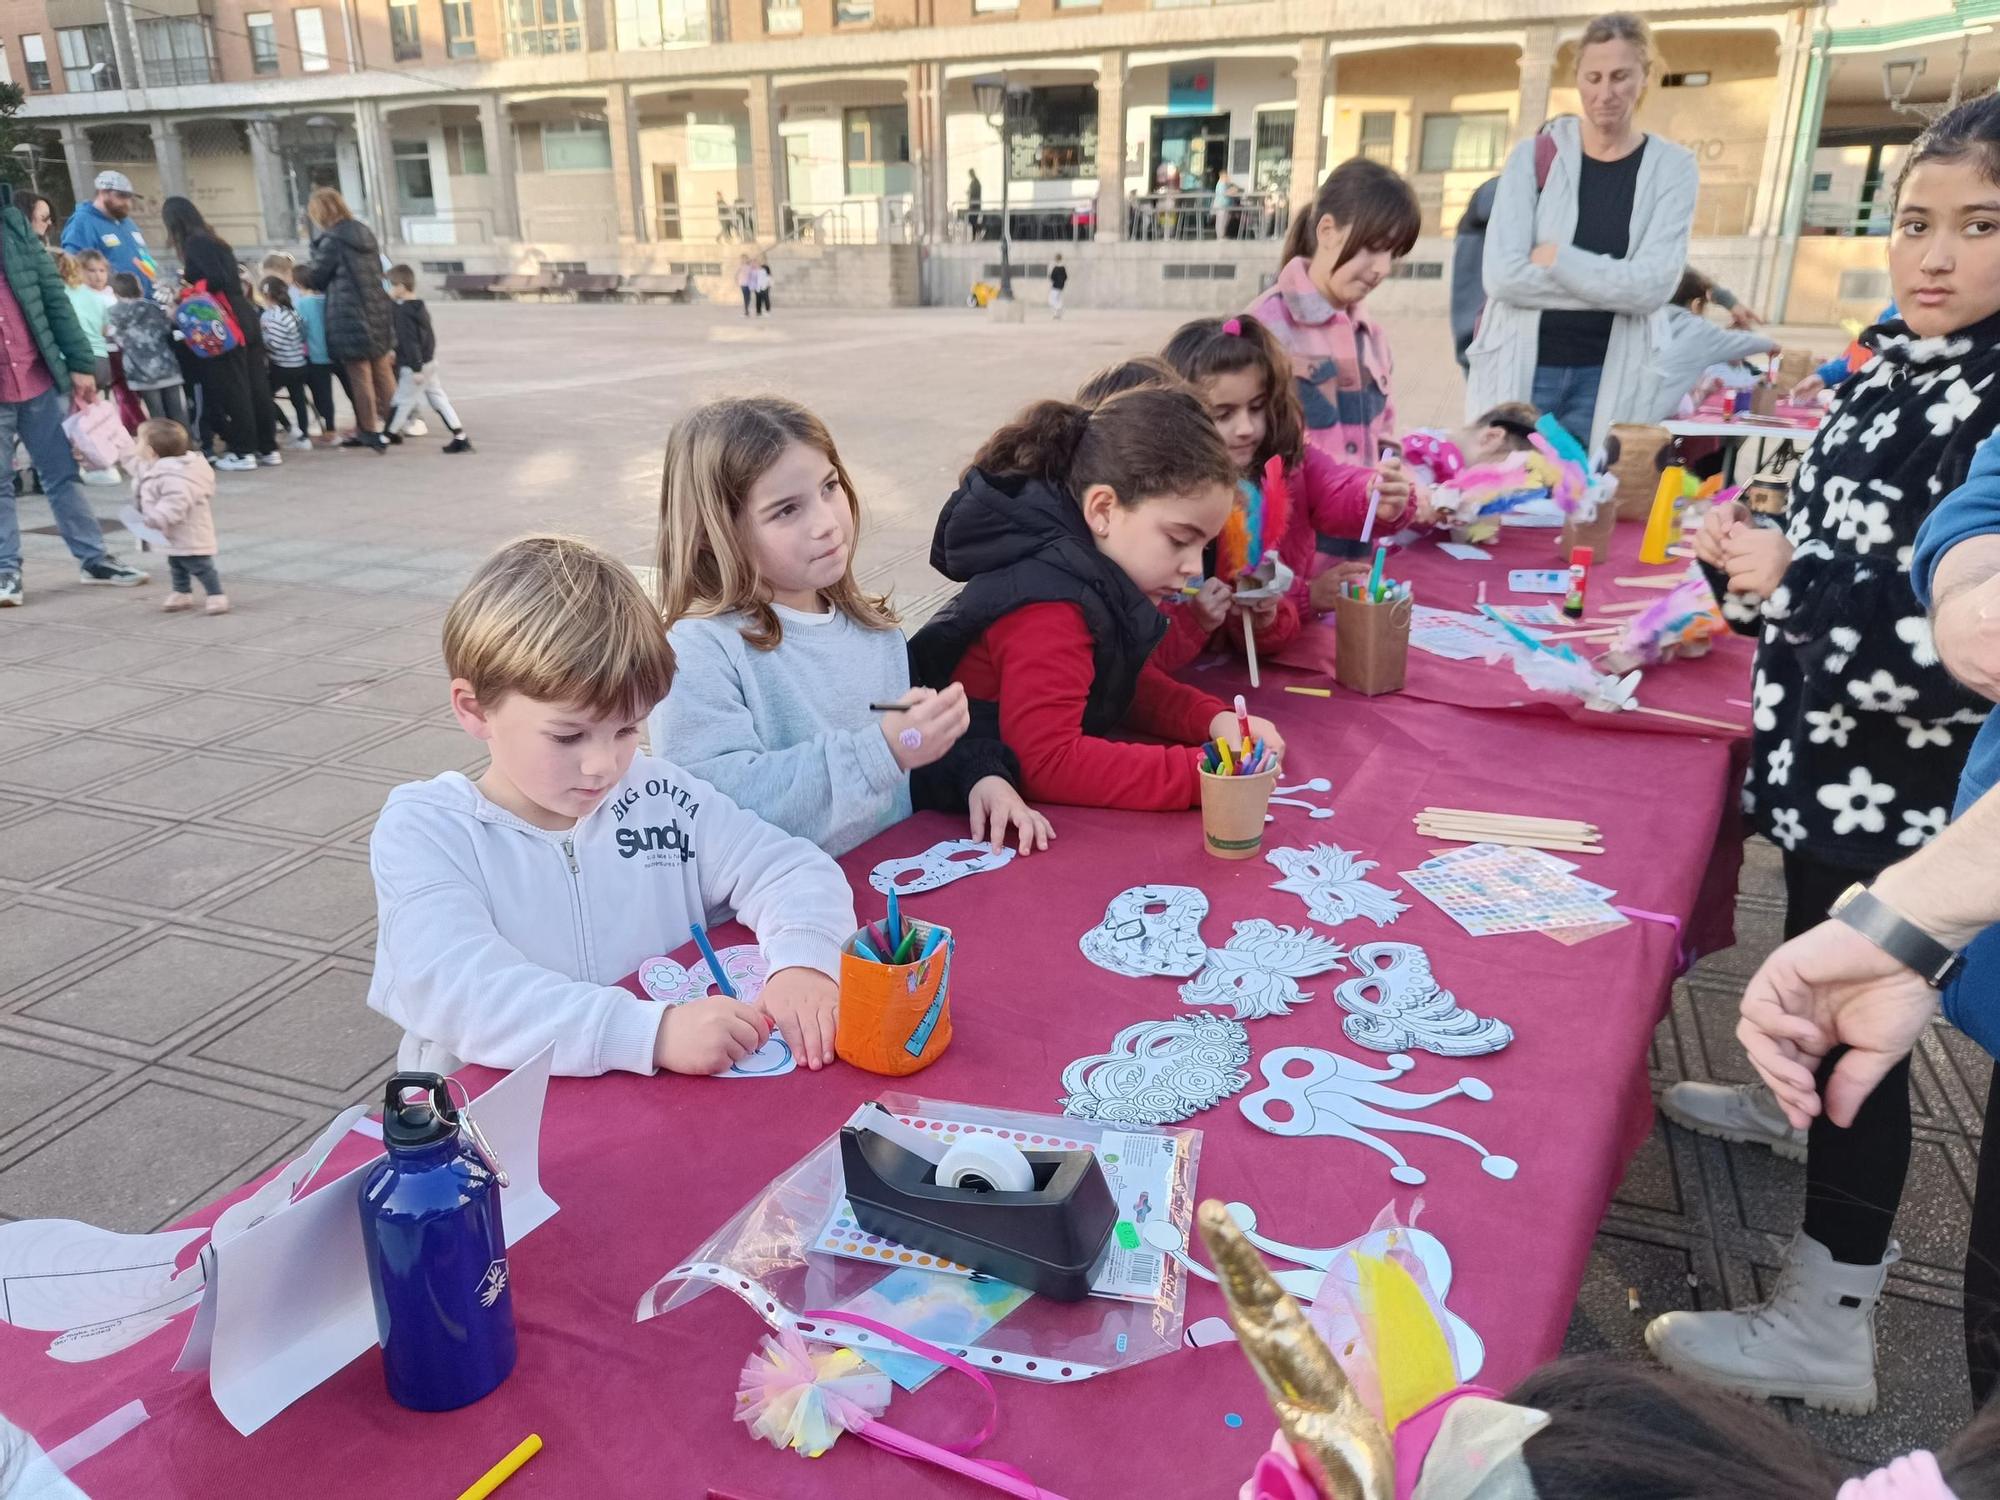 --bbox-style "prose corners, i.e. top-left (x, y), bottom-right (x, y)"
top-left (2, 625), bottom-right (1753, 1499)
